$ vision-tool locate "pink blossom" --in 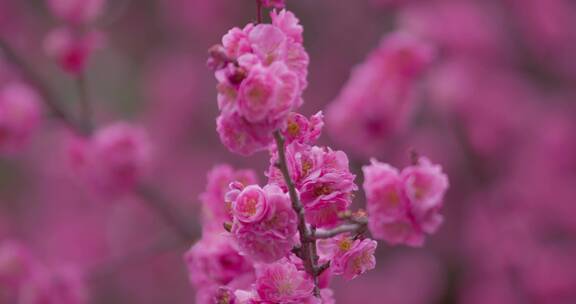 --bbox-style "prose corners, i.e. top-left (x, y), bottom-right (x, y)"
top-left (237, 62), bottom-right (299, 124)
top-left (232, 185), bottom-right (270, 223)
top-left (323, 236), bottom-right (377, 280)
top-left (268, 144), bottom-right (357, 227)
top-left (18, 267), bottom-right (87, 304)
top-left (230, 185), bottom-right (297, 263)
top-left (362, 157), bottom-right (448, 247)
top-left (44, 27), bottom-right (104, 74)
top-left (326, 31), bottom-right (434, 156)
top-left (401, 157), bottom-right (449, 231)
top-left (0, 241), bottom-right (36, 288)
top-left (362, 160), bottom-right (406, 219)
top-left (255, 260), bottom-right (314, 303)
top-left (184, 232), bottom-right (254, 288)
top-left (271, 9), bottom-right (303, 44)
top-left (212, 10), bottom-right (309, 155)
top-left (67, 122), bottom-right (152, 196)
top-left (200, 164), bottom-right (258, 229)
top-left (0, 83), bottom-right (42, 154)
top-left (282, 111), bottom-right (324, 145)
top-left (216, 110), bottom-right (274, 155)
top-left (46, 0), bottom-right (106, 25)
